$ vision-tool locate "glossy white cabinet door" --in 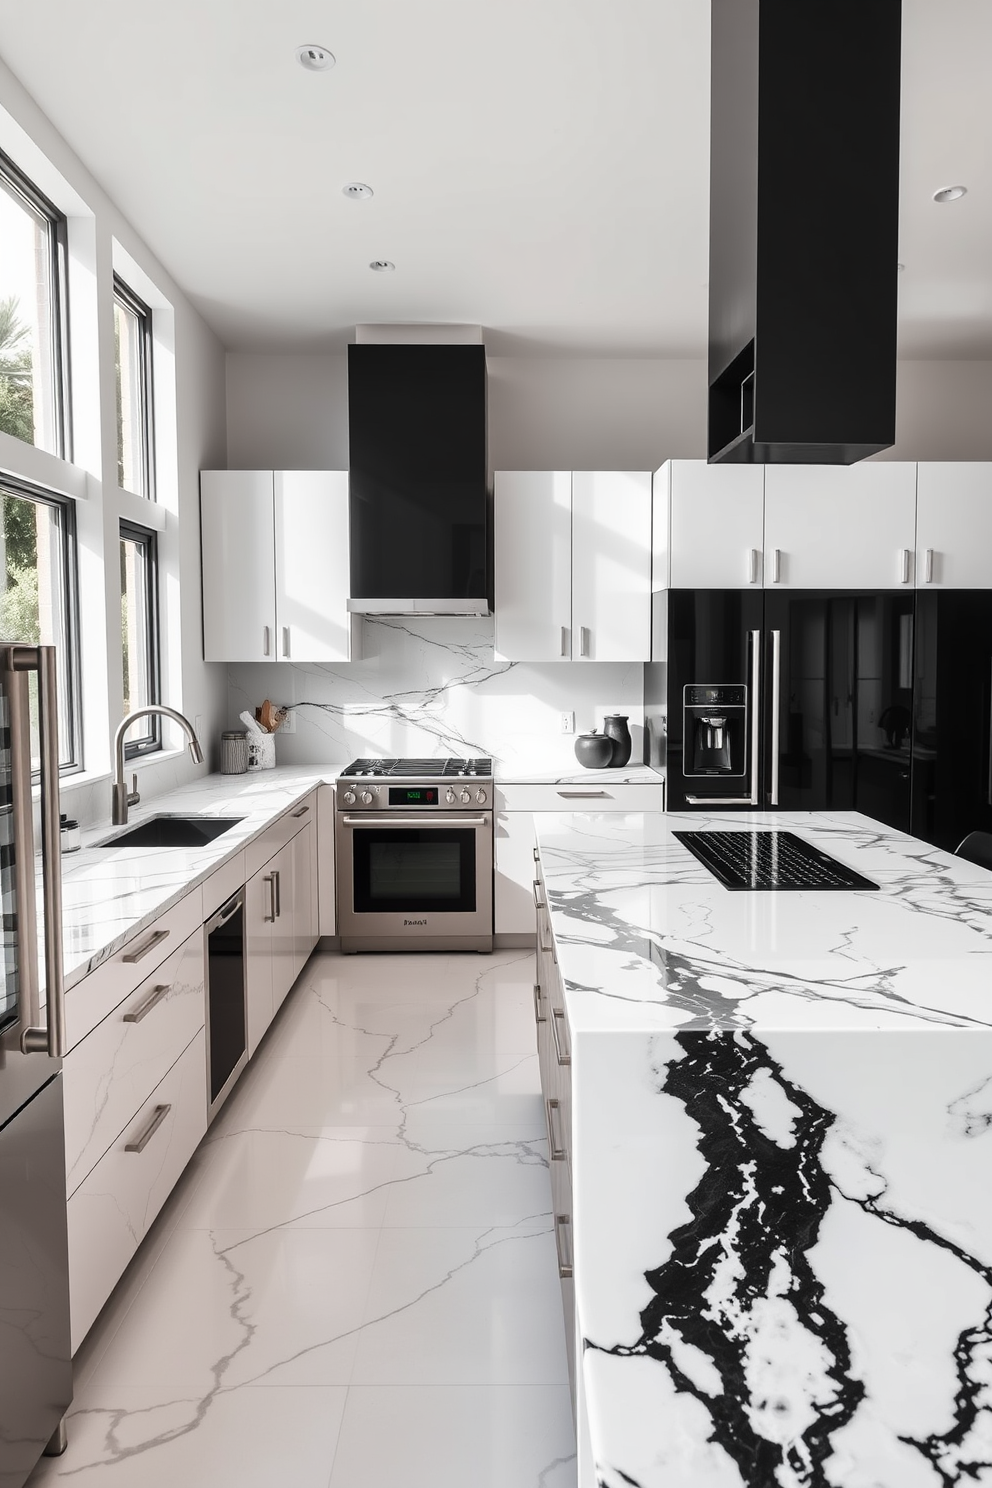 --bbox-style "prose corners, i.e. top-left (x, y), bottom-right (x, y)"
top-left (494, 471), bottom-right (572, 660)
top-left (200, 471), bottom-right (277, 661)
top-left (269, 839), bottom-right (298, 1020)
top-left (764, 463), bottom-right (918, 589)
top-left (571, 471), bottom-right (652, 660)
top-left (245, 860), bottom-right (275, 1058)
top-left (275, 471), bottom-right (354, 661)
top-left (316, 785), bottom-right (336, 936)
top-left (916, 463), bottom-right (992, 588)
top-left (666, 461), bottom-right (765, 589)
